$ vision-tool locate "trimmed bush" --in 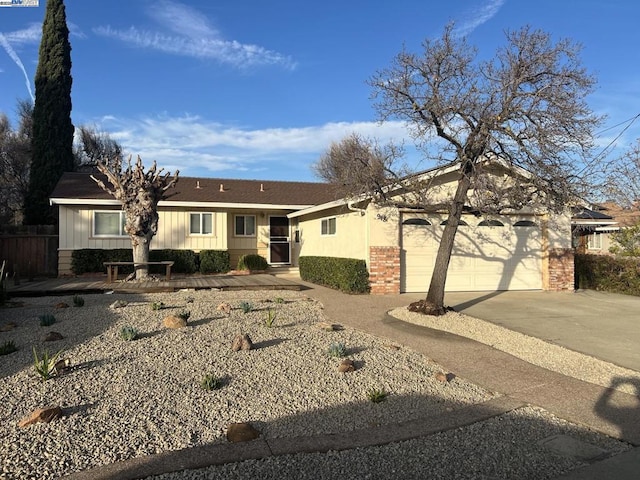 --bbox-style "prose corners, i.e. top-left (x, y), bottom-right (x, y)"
top-left (237, 254), bottom-right (268, 271)
top-left (299, 256), bottom-right (369, 294)
top-left (71, 249), bottom-right (198, 274)
top-left (199, 250), bottom-right (231, 274)
top-left (575, 253), bottom-right (640, 296)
